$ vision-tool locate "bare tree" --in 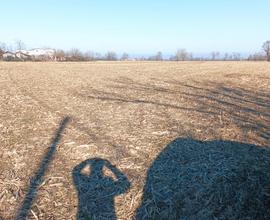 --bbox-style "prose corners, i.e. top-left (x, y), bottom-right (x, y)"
top-left (189, 52), bottom-right (193, 61)
top-left (0, 42), bottom-right (6, 60)
top-left (54, 49), bottom-right (66, 61)
top-left (211, 51), bottom-right (220, 61)
top-left (94, 52), bottom-right (102, 60)
top-left (155, 51), bottom-right (163, 61)
top-left (262, 41), bottom-right (270, 61)
top-left (232, 52), bottom-right (241, 61)
top-left (121, 52), bottom-right (129, 61)
top-left (211, 52), bottom-right (216, 60)
top-left (105, 51), bottom-right (117, 61)
top-left (15, 40), bottom-right (26, 51)
top-left (1, 42), bottom-right (13, 52)
top-left (223, 53), bottom-right (229, 61)
top-left (0, 42), bottom-right (7, 52)
top-left (148, 51), bottom-right (163, 61)
top-left (67, 48), bottom-right (85, 61)
top-left (216, 52), bottom-right (220, 60)
top-left (137, 56), bottom-right (146, 61)
top-left (248, 52), bottom-right (266, 61)
top-left (0, 49), bottom-right (3, 60)
top-left (69, 48), bottom-right (82, 57)
top-left (175, 49), bottom-right (189, 61)
top-left (84, 51), bottom-right (95, 61)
